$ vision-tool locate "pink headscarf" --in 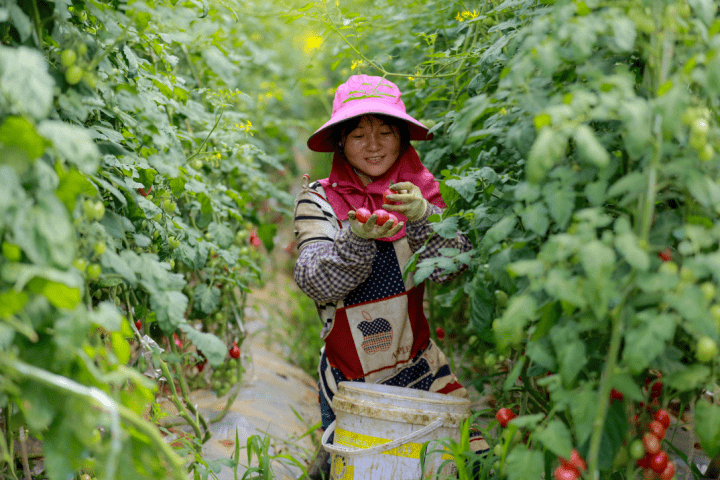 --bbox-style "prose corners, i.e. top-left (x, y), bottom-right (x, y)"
top-left (319, 146), bottom-right (445, 242)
